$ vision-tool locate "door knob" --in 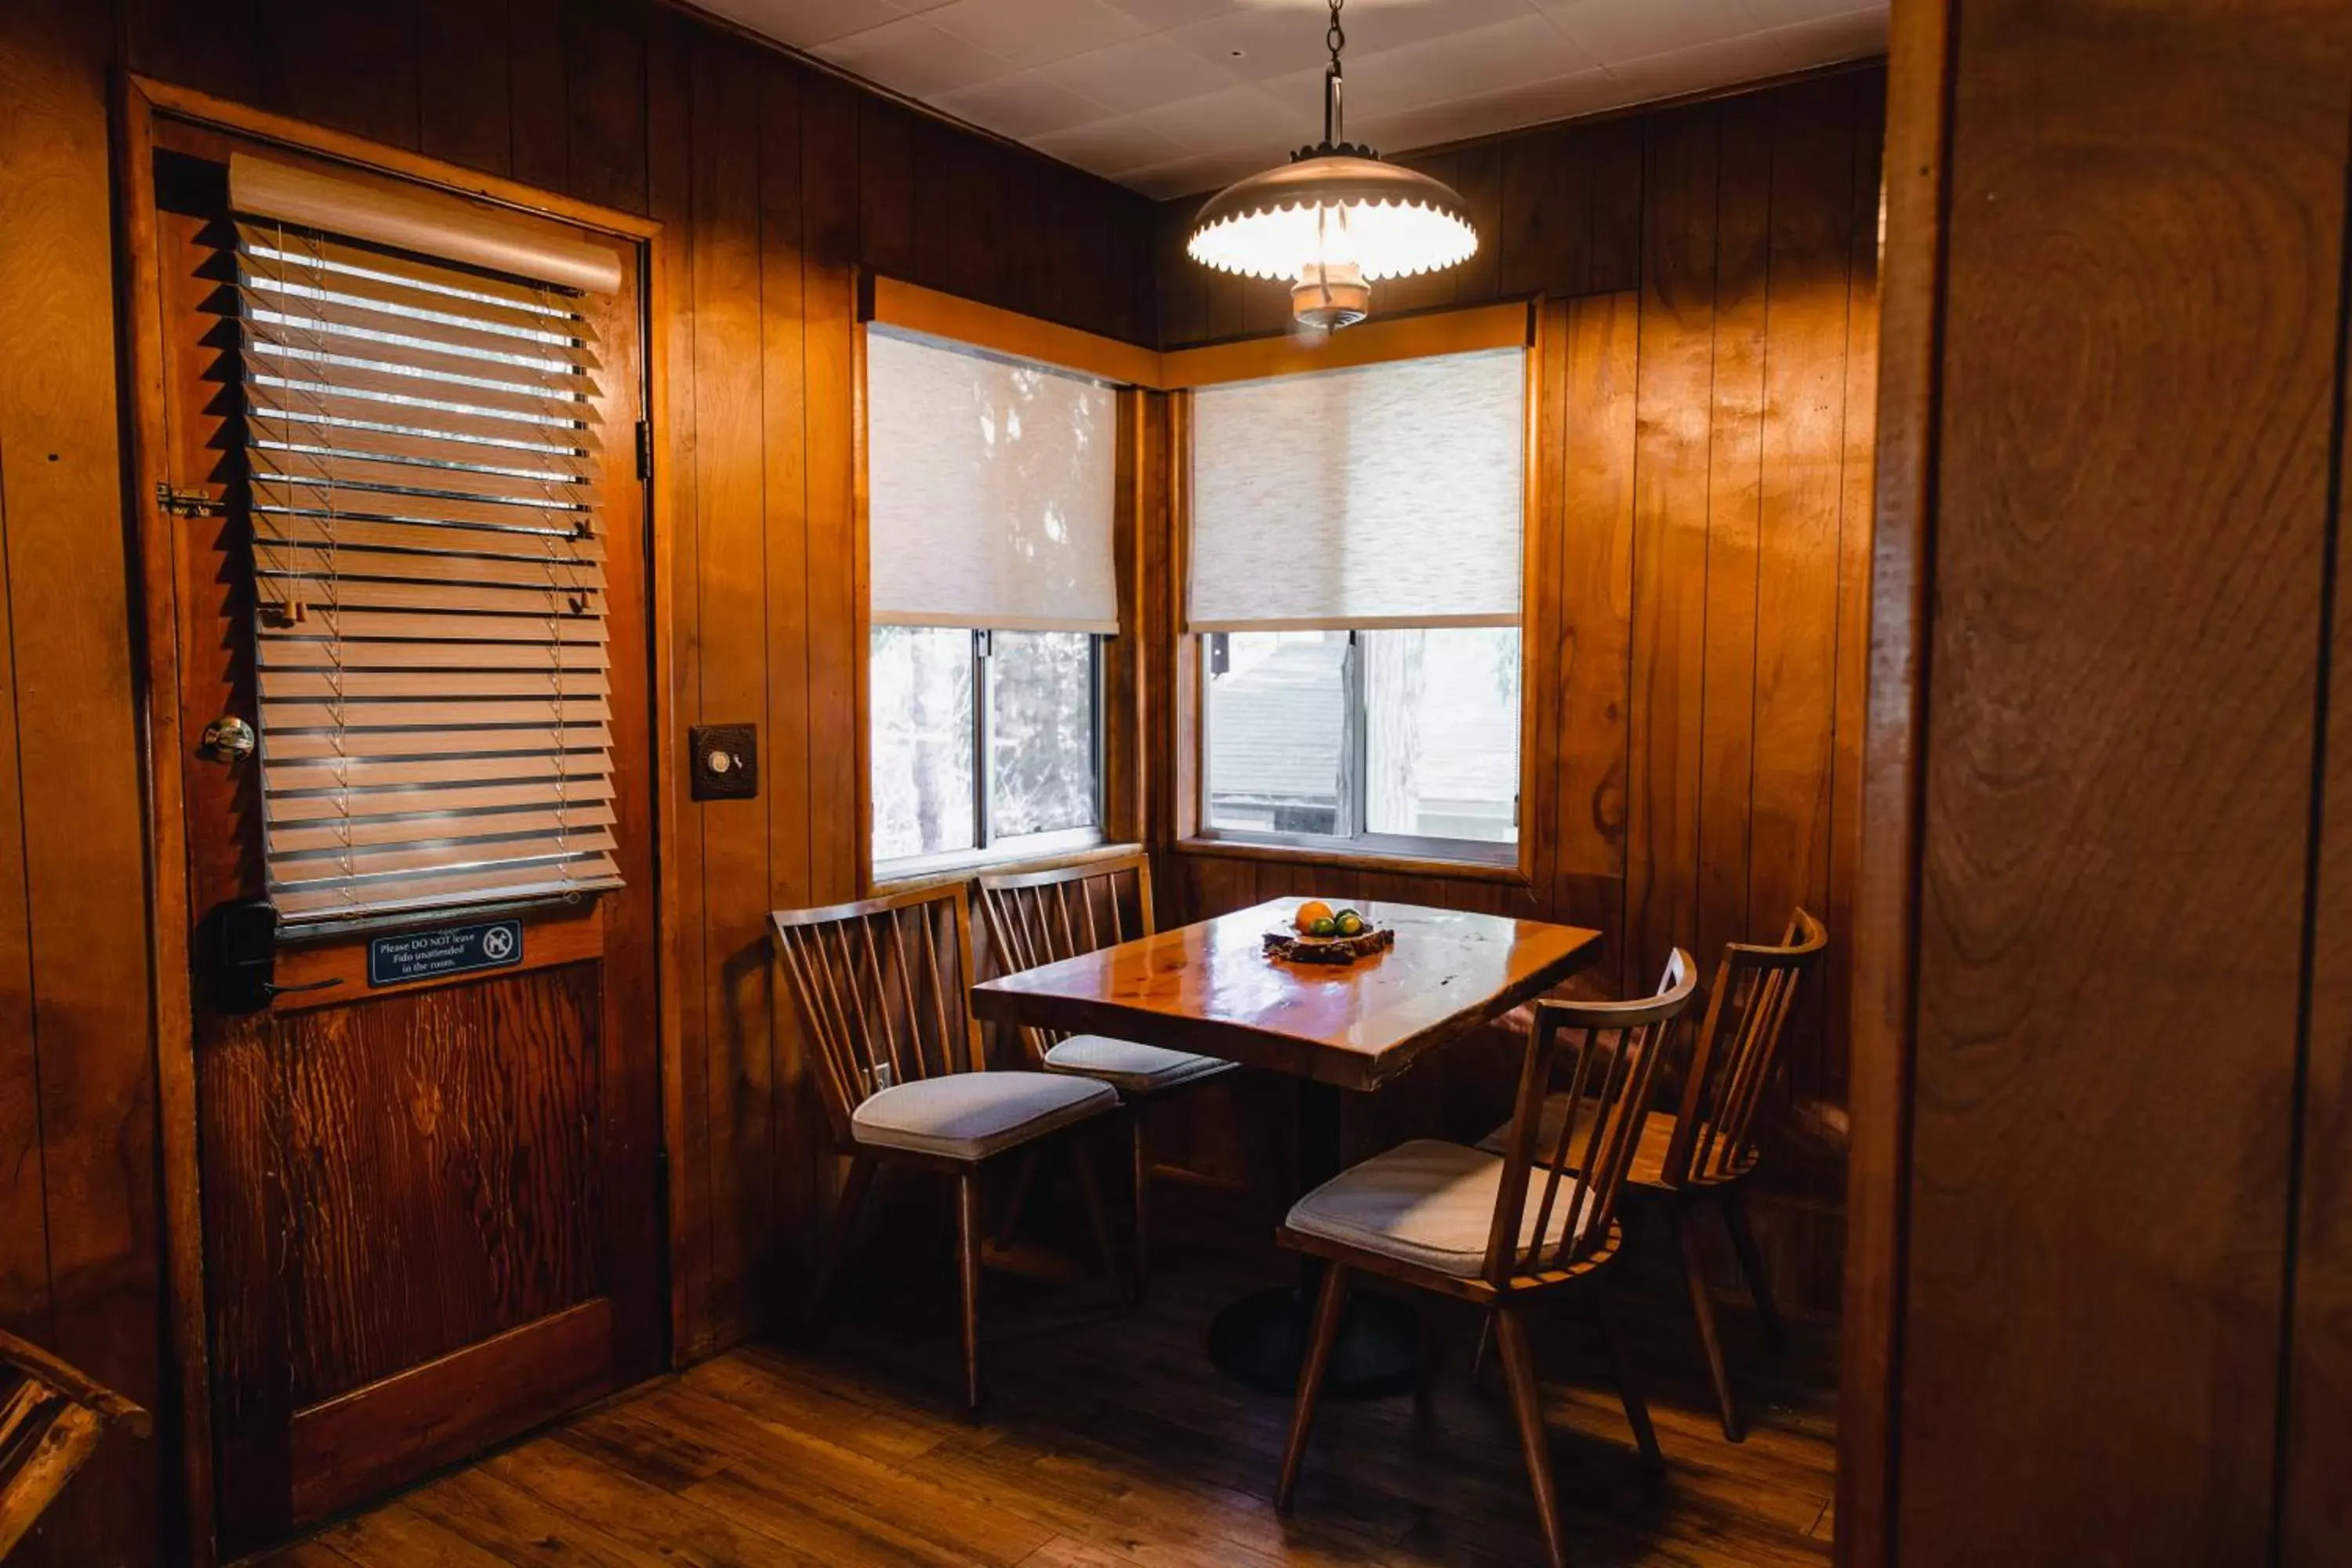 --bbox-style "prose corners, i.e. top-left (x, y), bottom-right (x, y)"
top-left (200, 715), bottom-right (256, 763)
